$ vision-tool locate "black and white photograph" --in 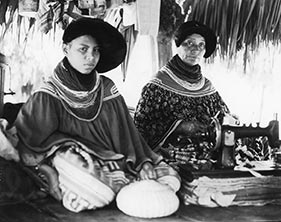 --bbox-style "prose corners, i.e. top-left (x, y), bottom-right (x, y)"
top-left (0, 0), bottom-right (281, 221)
